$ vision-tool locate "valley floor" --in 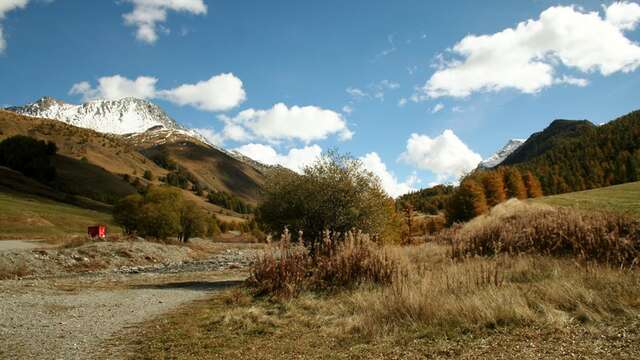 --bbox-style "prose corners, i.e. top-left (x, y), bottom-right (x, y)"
top-left (110, 242), bottom-right (640, 360)
top-left (0, 241), bottom-right (257, 360)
